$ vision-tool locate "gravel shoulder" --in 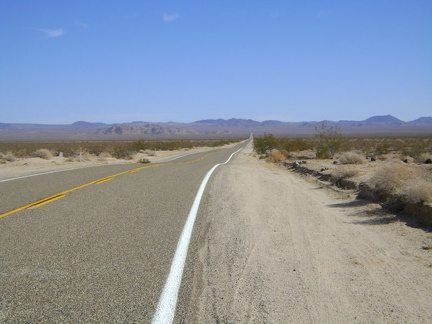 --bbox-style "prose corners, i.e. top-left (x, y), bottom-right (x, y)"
top-left (190, 145), bottom-right (432, 323)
